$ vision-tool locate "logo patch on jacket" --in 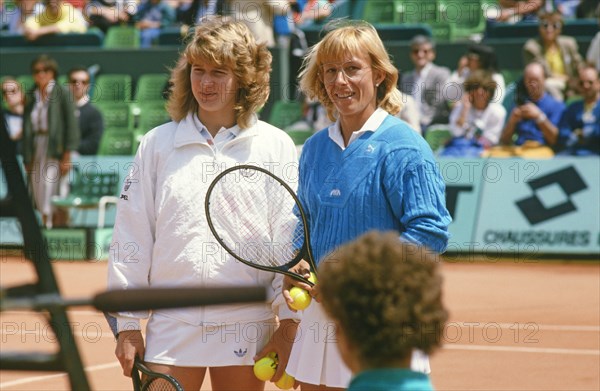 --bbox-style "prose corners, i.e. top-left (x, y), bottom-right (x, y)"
top-left (124, 178), bottom-right (133, 191)
top-left (234, 348), bottom-right (247, 357)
